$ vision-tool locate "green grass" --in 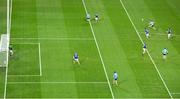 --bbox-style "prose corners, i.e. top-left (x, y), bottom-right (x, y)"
top-left (0, 0), bottom-right (180, 98)
top-left (8, 43), bottom-right (40, 75)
